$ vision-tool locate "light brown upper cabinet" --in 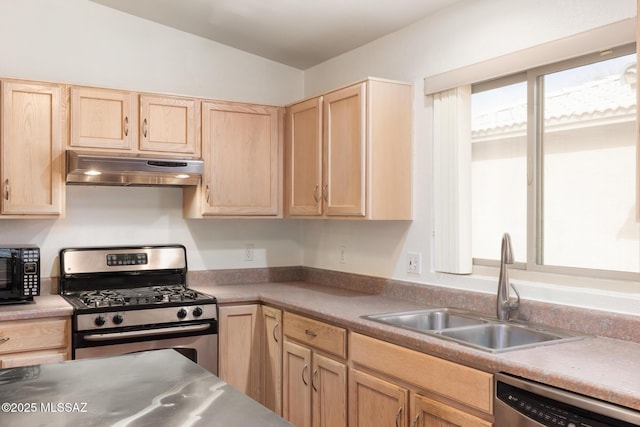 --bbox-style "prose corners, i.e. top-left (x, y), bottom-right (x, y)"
top-left (285, 78), bottom-right (413, 220)
top-left (70, 86), bottom-right (199, 157)
top-left (184, 100), bottom-right (282, 217)
top-left (1, 80), bottom-right (65, 216)
top-left (138, 94), bottom-right (199, 156)
top-left (70, 87), bottom-right (135, 151)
